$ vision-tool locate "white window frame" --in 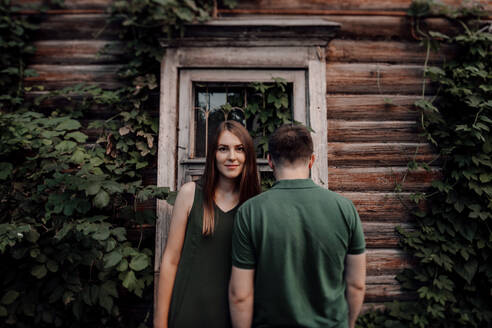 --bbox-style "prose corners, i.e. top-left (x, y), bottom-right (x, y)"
top-left (177, 68), bottom-right (306, 186)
